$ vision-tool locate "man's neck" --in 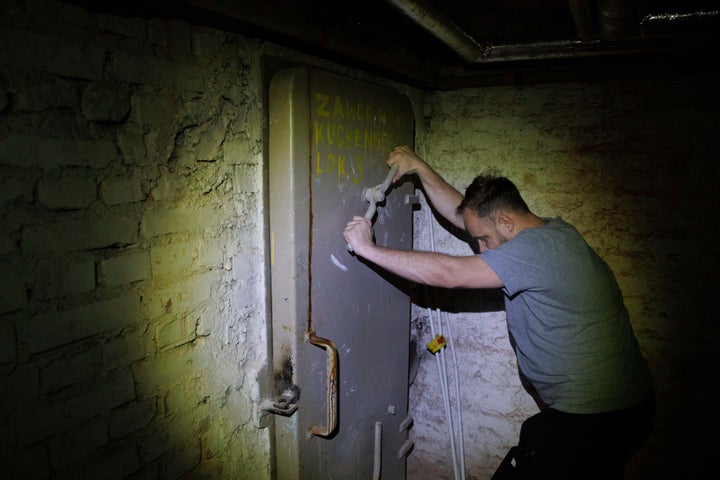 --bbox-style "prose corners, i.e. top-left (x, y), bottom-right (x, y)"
top-left (513, 212), bottom-right (547, 235)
